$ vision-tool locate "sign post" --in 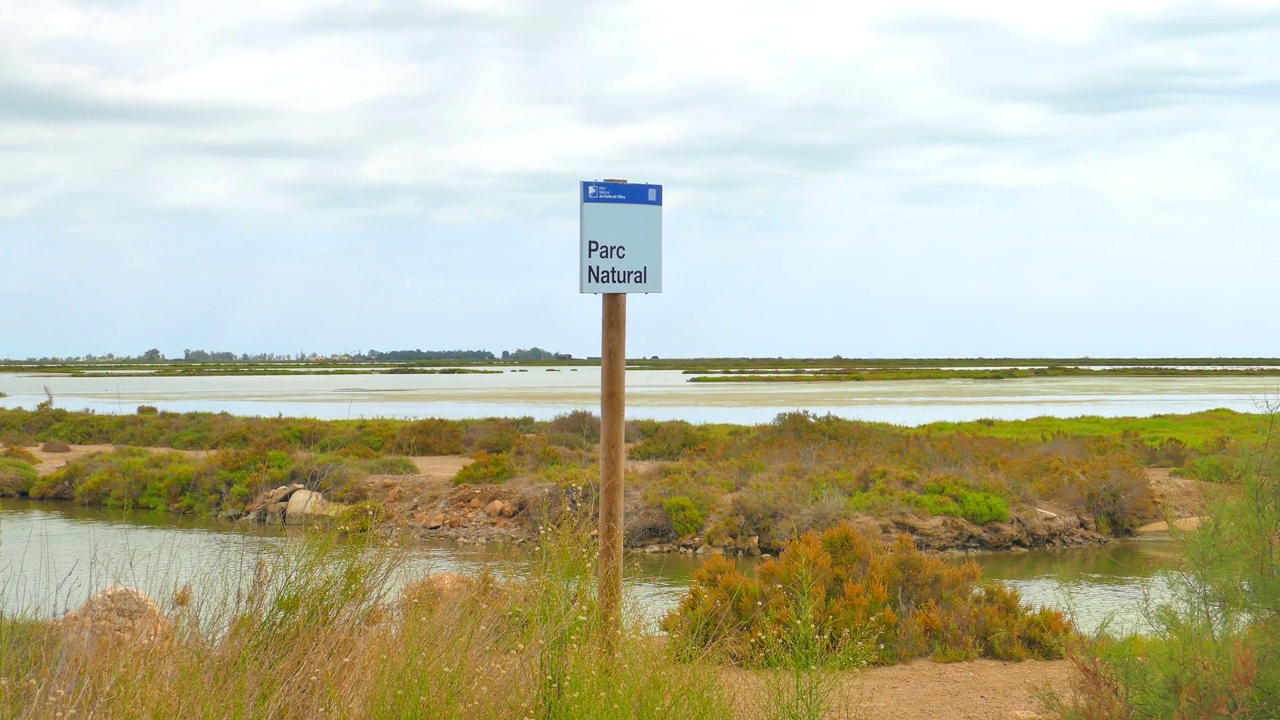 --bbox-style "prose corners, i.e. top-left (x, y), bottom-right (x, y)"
top-left (580, 179), bottom-right (662, 646)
